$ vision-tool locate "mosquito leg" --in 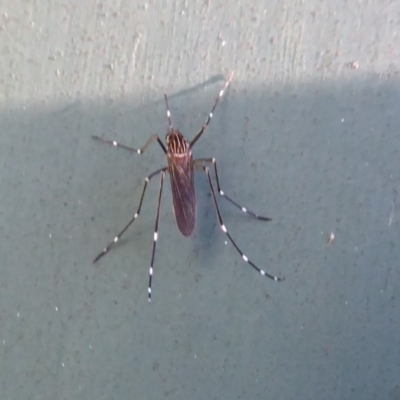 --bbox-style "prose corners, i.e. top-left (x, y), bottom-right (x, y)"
top-left (148, 171), bottom-right (165, 302)
top-left (92, 134), bottom-right (167, 154)
top-left (163, 93), bottom-right (174, 132)
top-left (189, 72), bottom-right (234, 148)
top-left (194, 158), bottom-right (272, 221)
top-left (93, 167), bottom-right (168, 264)
top-left (197, 165), bottom-right (282, 281)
